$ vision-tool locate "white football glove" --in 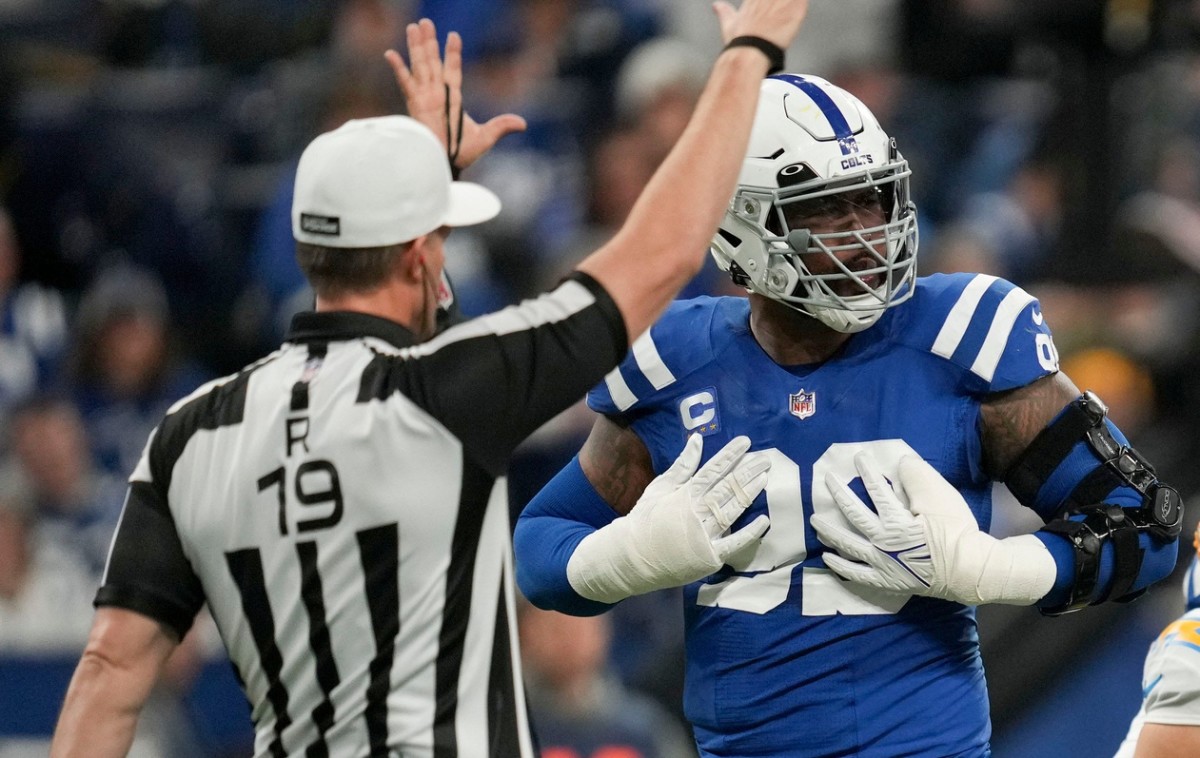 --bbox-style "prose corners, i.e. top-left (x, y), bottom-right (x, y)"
top-left (567, 433), bottom-right (771, 604)
top-left (810, 452), bottom-right (1056, 607)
